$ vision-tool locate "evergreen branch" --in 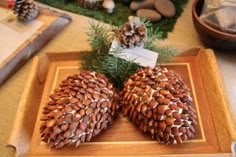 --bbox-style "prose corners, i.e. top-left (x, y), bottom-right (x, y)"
top-left (81, 20), bottom-right (176, 90)
top-left (86, 21), bottom-right (113, 54)
top-left (144, 25), bottom-right (176, 64)
top-left (157, 47), bottom-right (177, 63)
top-left (97, 55), bottom-right (140, 90)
